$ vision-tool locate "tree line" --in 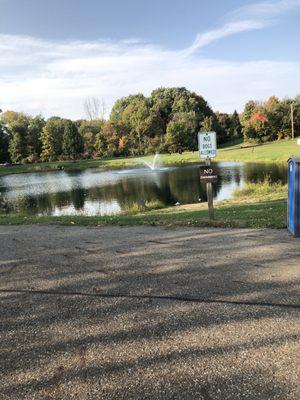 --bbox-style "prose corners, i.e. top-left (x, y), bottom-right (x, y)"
top-left (0, 87), bottom-right (299, 164)
top-left (241, 96), bottom-right (300, 142)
